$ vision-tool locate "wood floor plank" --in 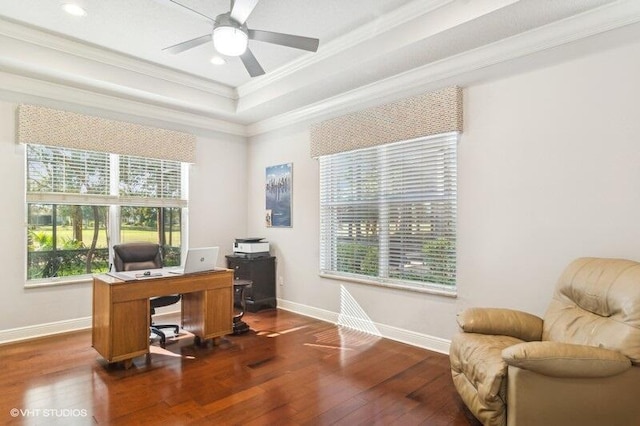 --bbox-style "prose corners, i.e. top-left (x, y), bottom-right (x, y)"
top-left (0, 309), bottom-right (480, 425)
